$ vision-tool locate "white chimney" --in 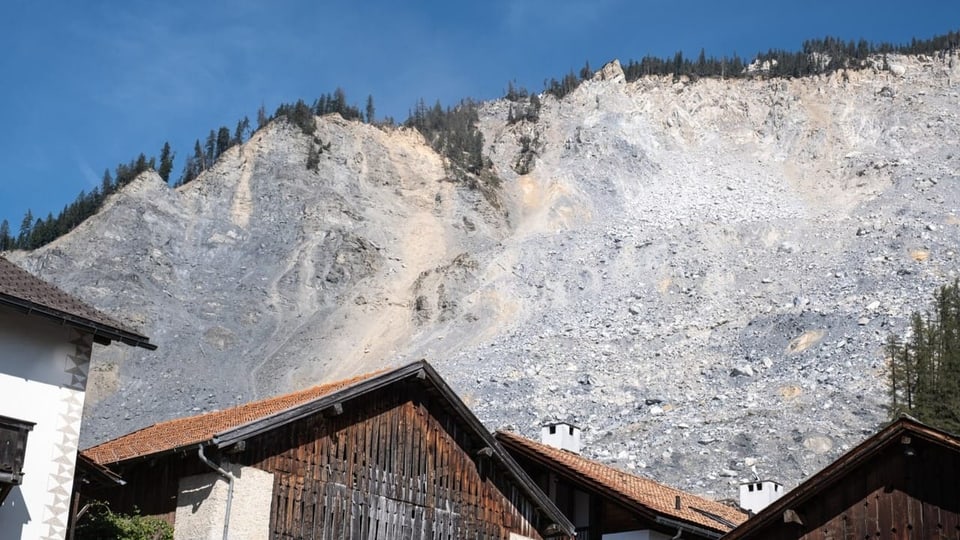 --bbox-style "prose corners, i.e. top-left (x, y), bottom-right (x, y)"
top-left (739, 480), bottom-right (783, 514)
top-left (541, 422), bottom-right (581, 454)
